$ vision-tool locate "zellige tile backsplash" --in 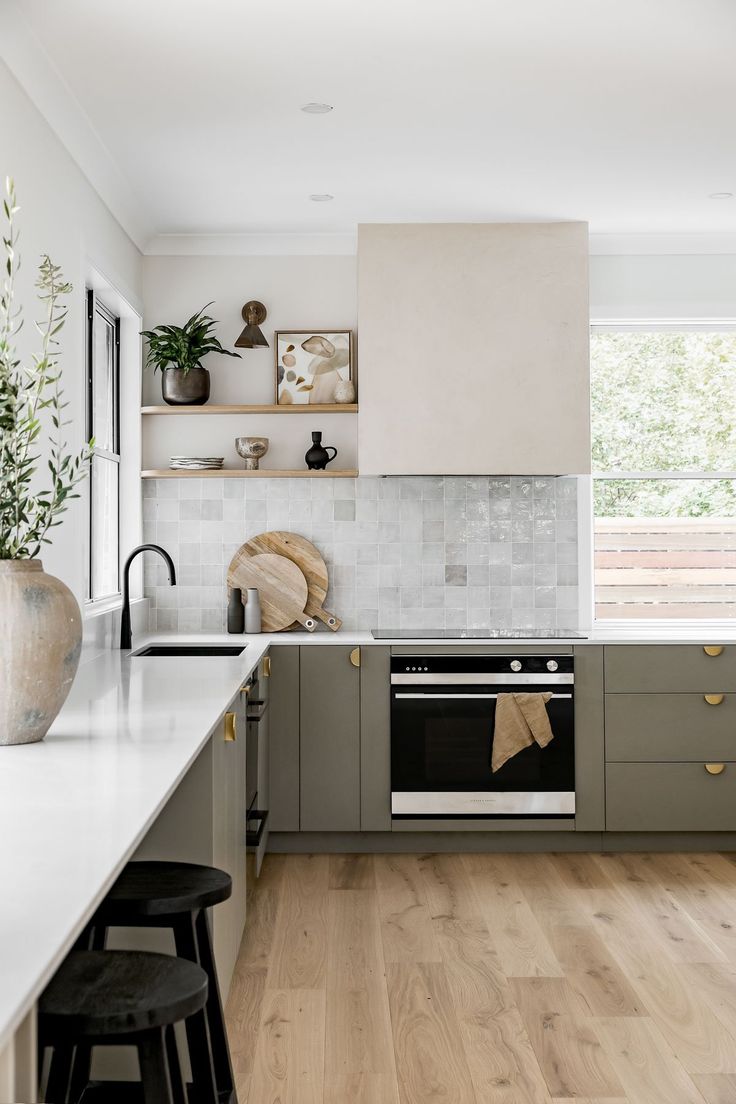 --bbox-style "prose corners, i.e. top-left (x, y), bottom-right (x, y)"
top-left (142, 475), bottom-right (578, 633)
